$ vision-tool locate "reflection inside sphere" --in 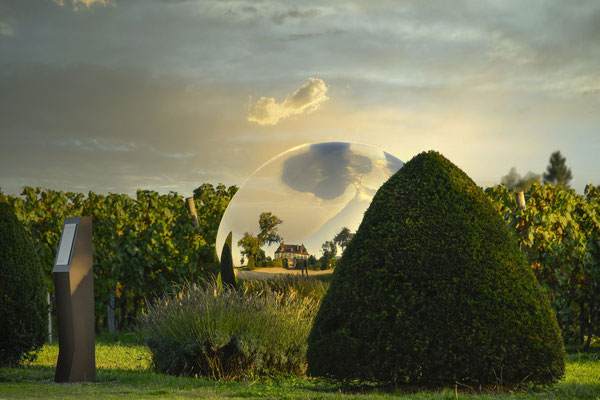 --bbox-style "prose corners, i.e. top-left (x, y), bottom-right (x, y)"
top-left (216, 142), bottom-right (404, 266)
